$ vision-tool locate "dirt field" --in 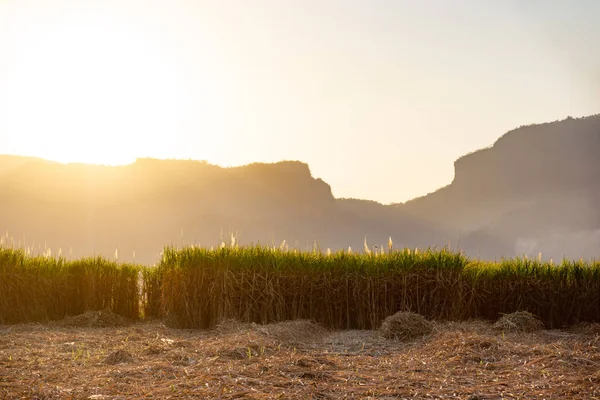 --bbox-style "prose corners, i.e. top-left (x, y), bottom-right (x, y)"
top-left (1, 313), bottom-right (599, 399)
